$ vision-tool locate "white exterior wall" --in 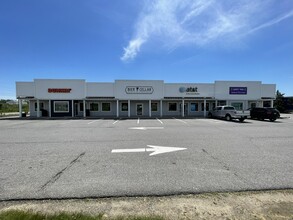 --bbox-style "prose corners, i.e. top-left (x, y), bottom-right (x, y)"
top-left (29, 100), bottom-right (49, 117)
top-left (164, 83), bottom-right (214, 97)
top-left (114, 80), bottom-right (164, 100)
top-left (29, 101), bottom-right (35, 117)
top-left (86, 83), bottom-right (114, 97)
top-left (15, 79), bottom-right (277, 117)
top-left (261, 84), bottom-right (276, 98)
top-left (16, 82), bottom-right (35, 98)
top-left (215, 81), bottom-right (262, 100)
top-left (34, 79), bottom-right (85, 100)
